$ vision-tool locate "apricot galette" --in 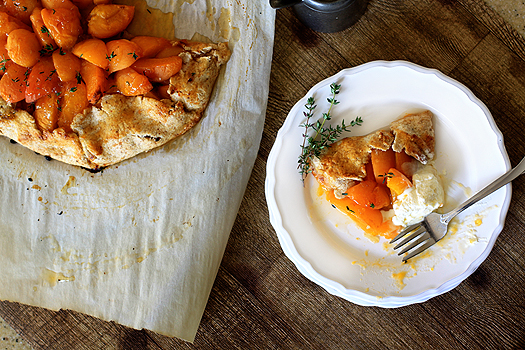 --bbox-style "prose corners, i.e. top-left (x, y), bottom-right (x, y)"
top-left (0, 0), bottom-right (231, 169)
